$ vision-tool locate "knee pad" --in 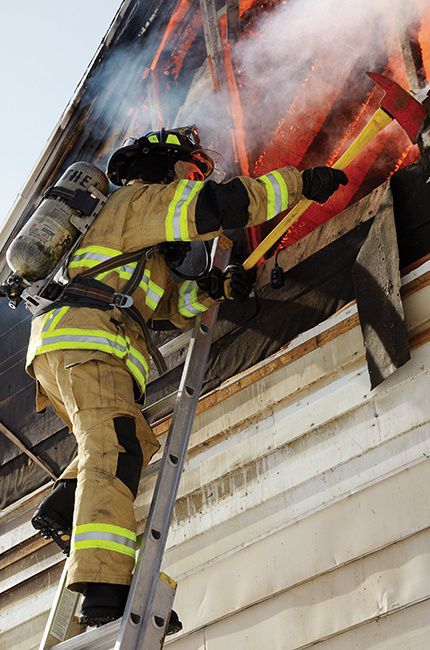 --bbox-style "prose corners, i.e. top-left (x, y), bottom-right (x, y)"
top-left (114, 416), bottom-right (143, 498)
